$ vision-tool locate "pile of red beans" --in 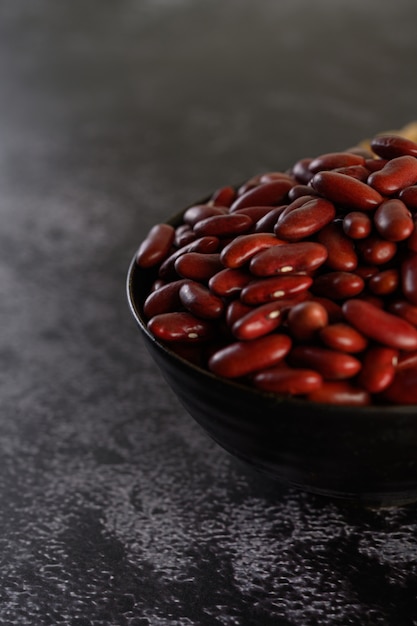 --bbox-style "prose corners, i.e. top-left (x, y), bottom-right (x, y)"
top-left (135, 134), bottom-right (417, 405)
